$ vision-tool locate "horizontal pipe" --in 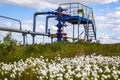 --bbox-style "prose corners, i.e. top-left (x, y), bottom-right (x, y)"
top-left (0, 15), bottom-right (22, 30)
top-left (29, 31), bottom-right (48, 36)
top-left (0, 26), bottom-right (48, 36)
top-left (0, 26), bottom-right (23, 33)
top-left (0, 26), bottom-right (75, 40)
